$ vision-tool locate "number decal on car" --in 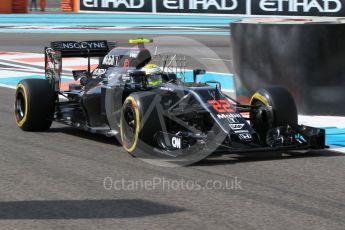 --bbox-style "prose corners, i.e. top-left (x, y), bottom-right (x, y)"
top-left (207, 100), bottom-right (234, 113)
